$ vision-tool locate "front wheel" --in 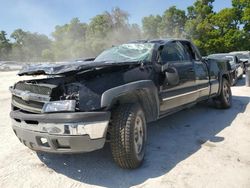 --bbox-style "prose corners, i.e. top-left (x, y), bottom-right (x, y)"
top-left (109, 103), bottom-right (147, 169)
top-left (214, 78), bottom-right (232, 109)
